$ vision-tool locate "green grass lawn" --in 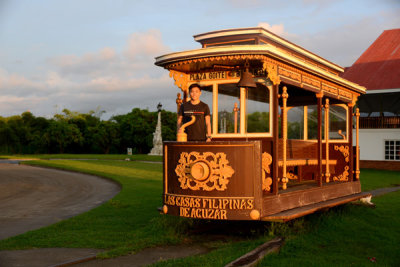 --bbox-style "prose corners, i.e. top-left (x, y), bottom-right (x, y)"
top-left (0, 153), bottom-right (162, 162)
top-left (359, 168), bottom-right (400, 191)
top-left (0, 158), bottom-right (399, 265)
